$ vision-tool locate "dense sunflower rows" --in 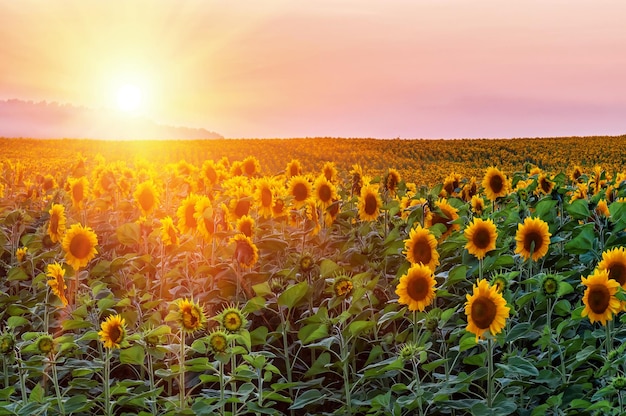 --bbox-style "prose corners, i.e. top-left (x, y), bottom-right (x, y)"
top-left (1, 137), bottom-right (626, 415)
